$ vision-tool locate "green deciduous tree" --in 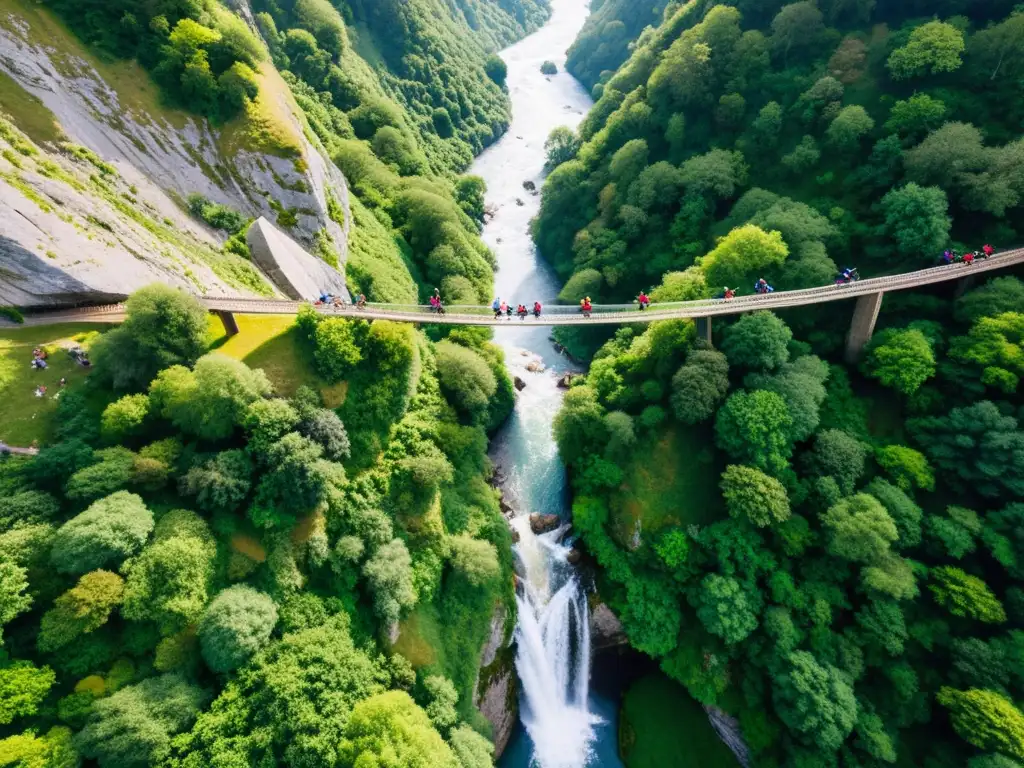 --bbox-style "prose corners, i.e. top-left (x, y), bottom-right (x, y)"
top-left (721, 465), bottom-right (790, 527)
top-left (927, 505), bottom-right (982, 559)
top-left (435, 341), bottom-right (498, 425)
top-left (803, 429), bottom-right (867, 494)
top-left (880, 183), bottom-right (951, 255)
top-left (363, 539), bottom-right (416, 625)
top-left (950, 313), bottom-right (1024, 394)
top-left (421, 675), bottom-right (458, 733)
top-left (150, 354), bottom-right (272, 441)
top-left (772, 650), bottom-right (857, 751)
top-left (699, 225), bottom-right (789, 291)
top-left (50, 492), bottom-right (154, 575)
top-left (101, 394), bottom-right (151, 441)
top-left (90, 284), bottom-right (209, 392)
top-left (887, 21), bottom-right (965, 80)
top-left (930, 567), bottom-right (1006, 624)
top-left (970, 11), bottom-right (1024, 81)
top-left (339, 690), bottom-right (458, 767)
top-left (122, 531), bottom-right (216, 634)
top-left (38, 570), bottom-right (124, 652)
top-left (449, 724), bottom-right (493, 768)
top-left (544, 126), bottom-right (580, 171)
top-left (178, 449), bottom-right (253, 514)
top-left (862, 327), bottom-right (936, 395)
top-left (554, 387), bottom-right (608, 466)
top-left (746, 355), bottom-right (829, 442)
top-left (826, 105), bottom-right (875, 152)
top-left (885, 93), bottom-right (947, 140)
top-left (937, 687), bottom-right (1024, 760)
top-left (243, 399), bottom-right (301, 457)
top-left (249, 433), bottom-right (335, 529)
top-left (0, 560), bottom-right (31, 641)
top-left (864, 478), bottom-right (923, 549)
top-left (169, 614), bottom-right (381, 766)
top-left (715, 390), bottom-right (793, 475)
top-left (721, 311), bottom-right (792, 372)
top-left (198, 585), bottom-right (278, 673)
top-left (695, 573), bottom-right (759, 644)
top-left (447, 535), bottom-right (500, 588)
top-left (299, 408), bottom-right (351, 462)
top-left (771, 2), bottom-right (825, 65)
top-left (620, 575), bottom-right (681, 657)
top-left (670, 349), bottom-right (730, 425)
top-left (0, 661), bottom-right (54, 725)
top-left (909, 401), bottom-right (1024, 499)
top-left (75, 673), bottom-right (209, 768)
top-left (875, 444), bottom-right (934, 492)
top-left (821, 493), bottom-right (898, 564)
top-left (957, 278), bottom-right (1024, 325)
